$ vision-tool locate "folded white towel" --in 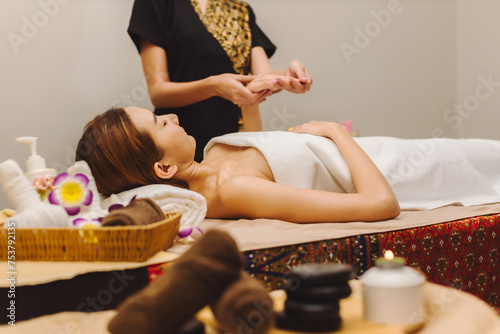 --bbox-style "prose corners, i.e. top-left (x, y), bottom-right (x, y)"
top-left (205, 131), bottom-right (500, 210)
top-left (101, 184), bottom-right (207, 228)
